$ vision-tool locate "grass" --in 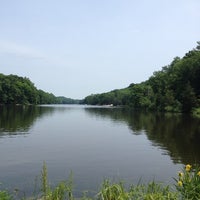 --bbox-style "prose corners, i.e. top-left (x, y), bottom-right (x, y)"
top-left (1, 163), bottom-right (200, 199)
top-left (98, 180), bottom-right (178, 200)
top-left (38, 162), bottom-right (74, 200)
